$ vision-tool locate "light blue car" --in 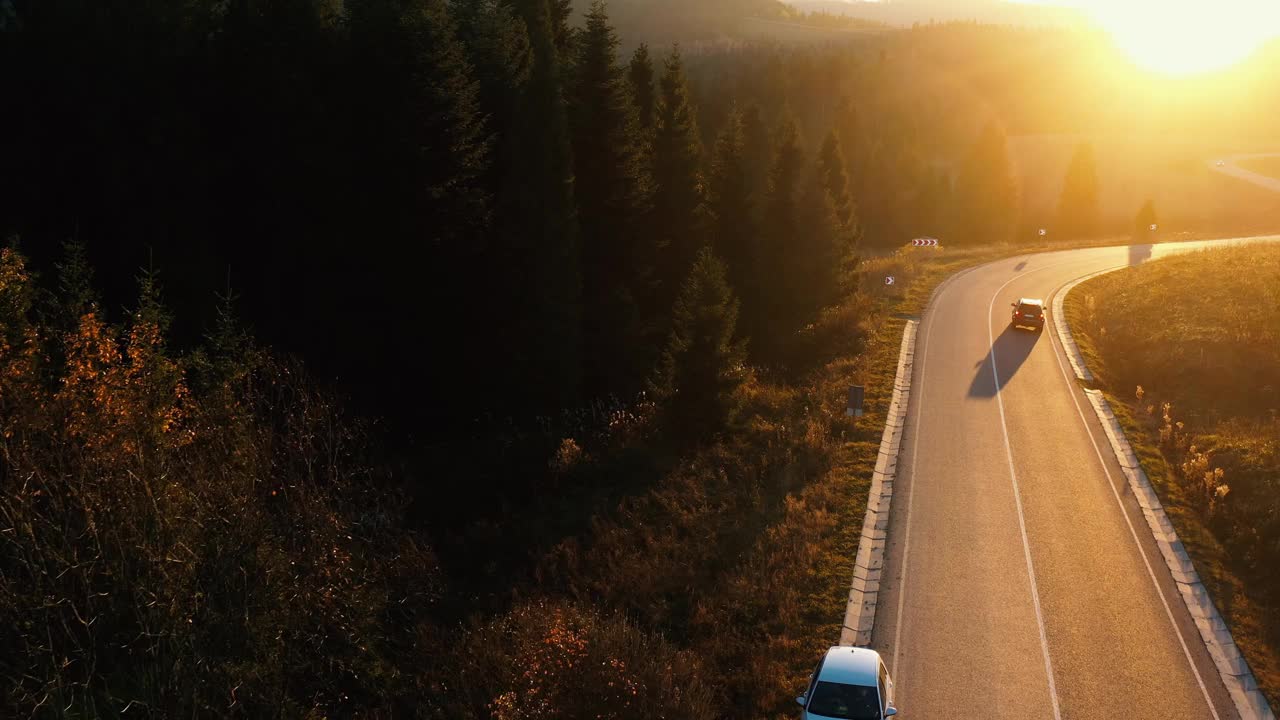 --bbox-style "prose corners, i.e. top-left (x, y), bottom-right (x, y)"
top-left (796, 646), bottom-right (898, 720)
